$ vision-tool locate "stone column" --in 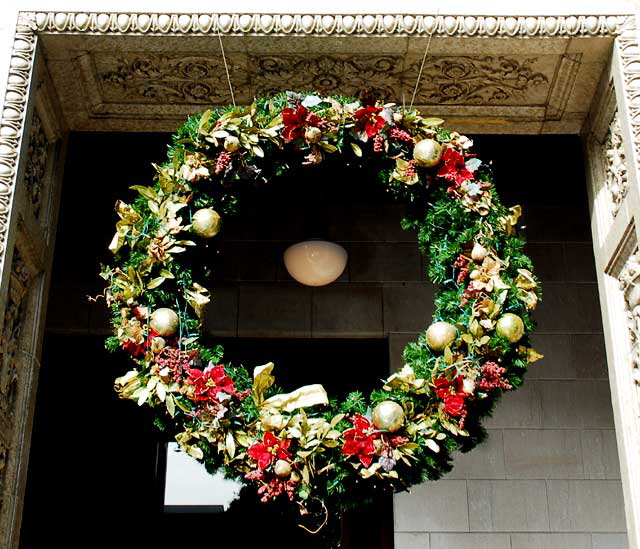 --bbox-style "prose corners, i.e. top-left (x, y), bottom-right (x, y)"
top-left (0, 14), bottom-right (67, 548)
top-left (583, 14), bottom-right (640, 548)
